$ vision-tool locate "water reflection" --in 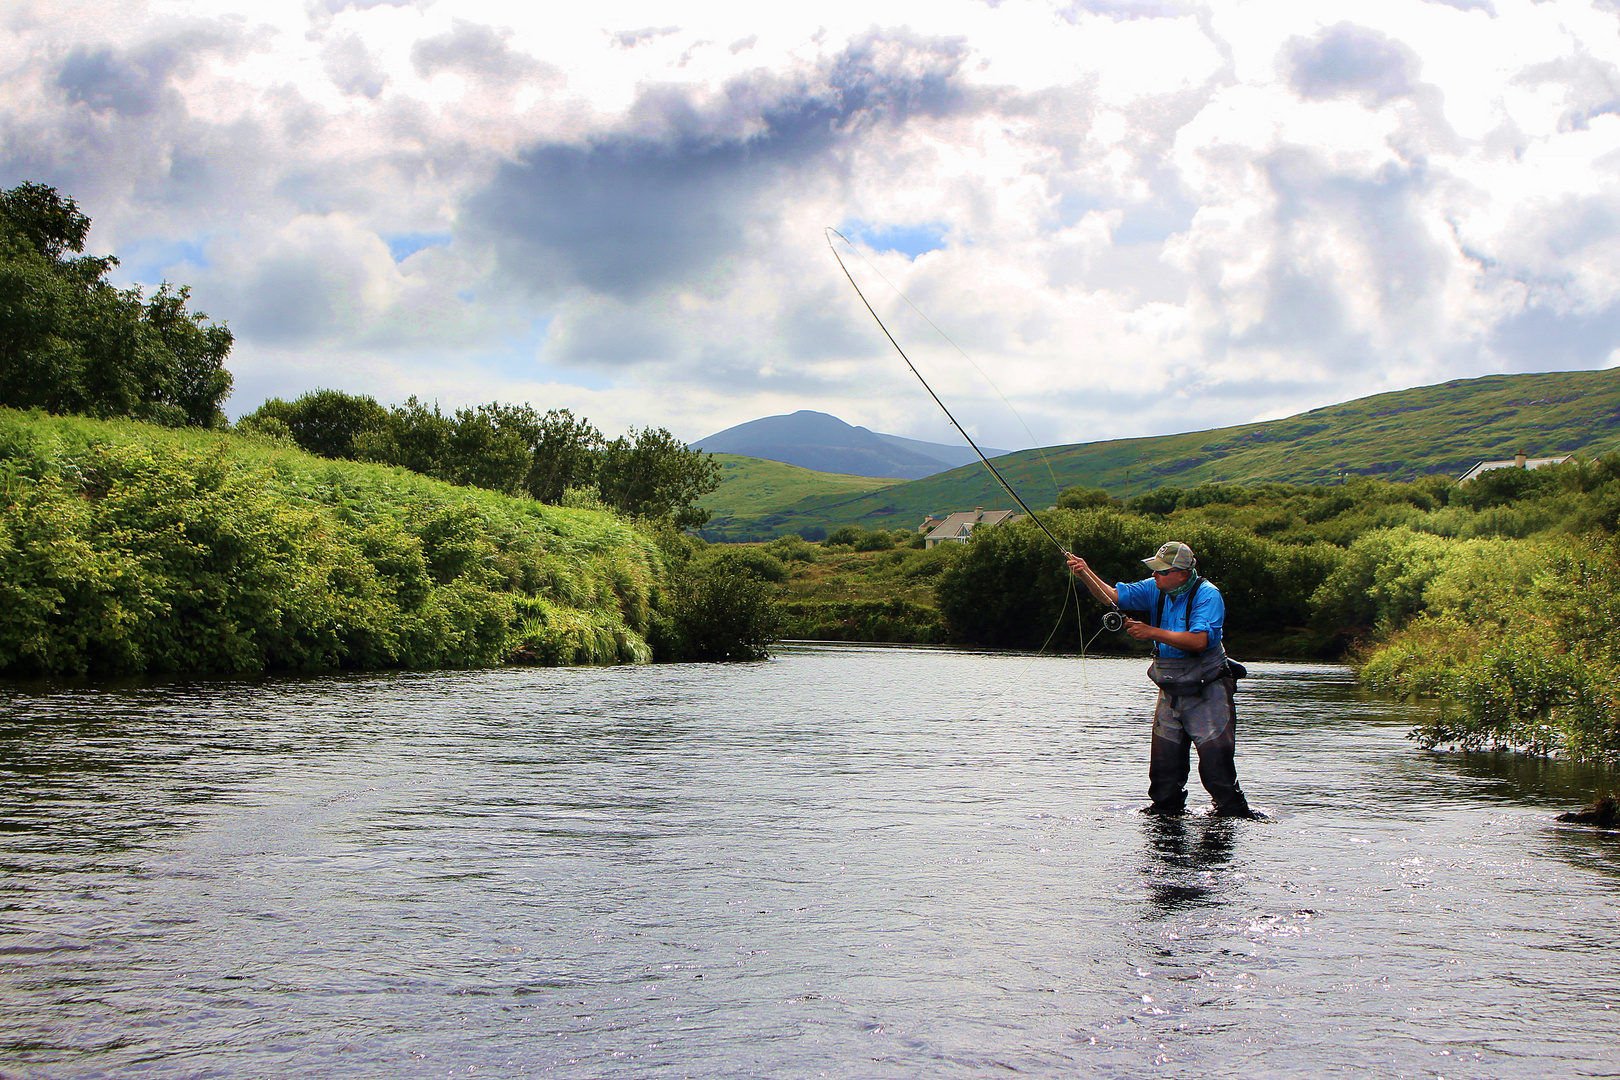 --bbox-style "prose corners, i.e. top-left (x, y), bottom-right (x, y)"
top-left (1433, 748), bottom-right (1616, 806)
top-left (1139, 816), bottom-right (1238, 915)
